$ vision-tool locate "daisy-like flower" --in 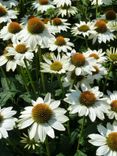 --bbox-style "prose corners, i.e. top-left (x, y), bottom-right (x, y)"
top-left (0, 106), bottom-right (17, 139)
top-left (106, 47), bottom-right (117, 64)
top-left (69, 50), bottom-right (96, 76)
top-left (64, 85), bottom-right (108, 122)
top-left (88, 122), bottom-right (117, 156)
top-left (71, 21), bottom-right (95, 37)
top-left (0, 3), bottom-right (18, 23)
top-left (89, 19), bottom-right (115, 44)
top-left (90, 0), bottom-right (112, 6)
top-left (48, 35), bottom-right (74, 53)
top-left (53, 0), bottom-right (71, 7)
top-left (6, 41), bottom-right (34, 61)
top-left (18, 93), bottom-right (68, 142)
top-left (107, 21), bottom-right (117, 32)
top-left (57, 5), bottom-right (77, 17)
top-left (0, 45), bottom-right (24, 72)
top-left (100, 9), bottom-right (117, 21)
top-left (106, 91), bottom-right (117, 120)
top-left (0, 21), bottom-right (22, 41)
top-left (86, 49), bottom-right (107, 63)
top-left (41, 53), bottom-right (70, 74)
top-left (87, 63), bottom-right (107, 82)
top-left (33, 0), bottom-right (55, 13)
top-left (15, 17), bottom-right (54, 49)
top-left (20, 133), bottom-right (40, 150)
top-left (47, 17), bottom-right (70, 34)
top-left (0, 0), bottom-right (18, 8)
